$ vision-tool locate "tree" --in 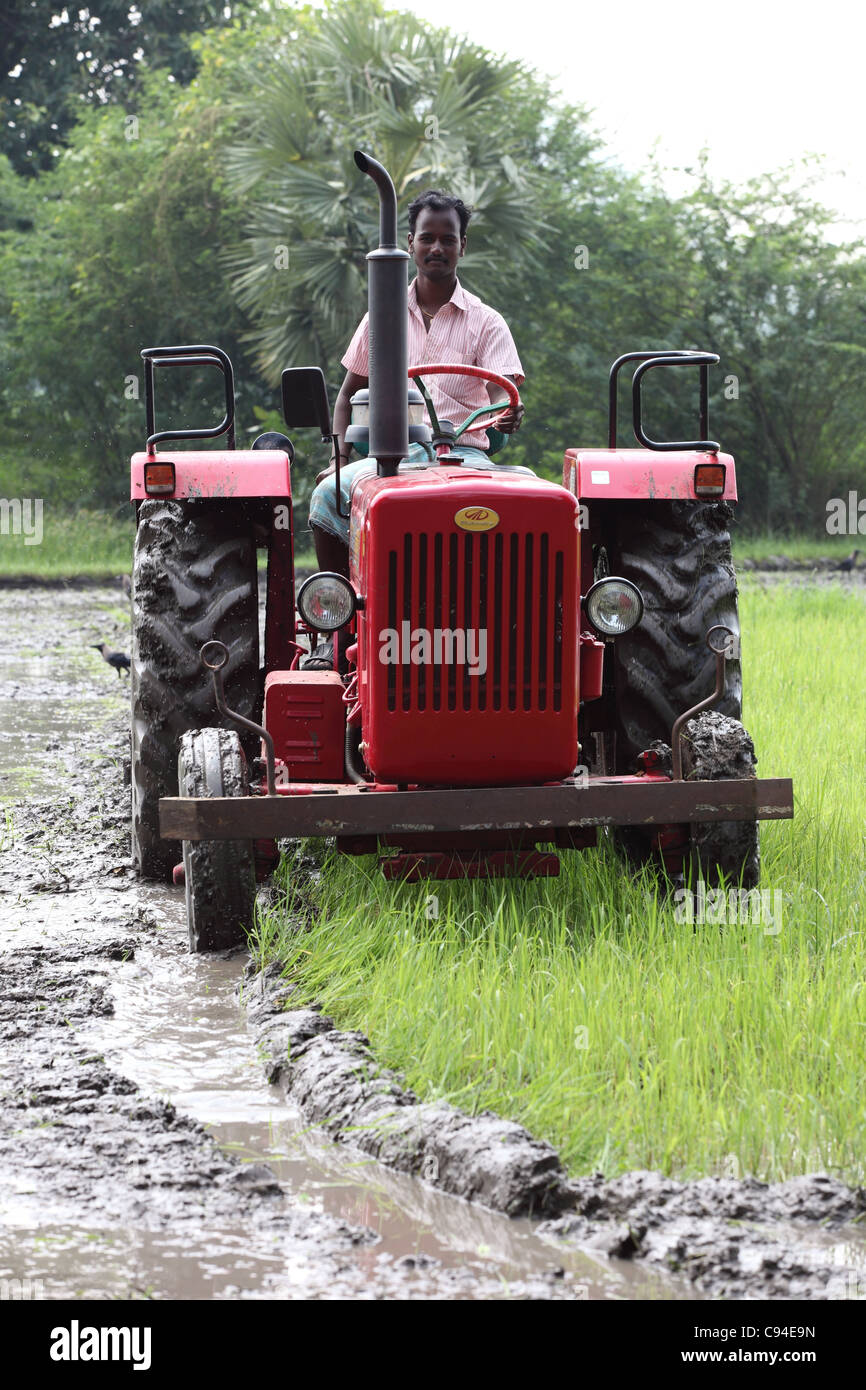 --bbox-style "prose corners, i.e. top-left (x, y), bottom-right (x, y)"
top-left (0, 64), bottom-right (257, 504)
top-left (220, 3), bottom-right (717, 486)
top-left (0, 0), bottom-right (250, 175)
top-left (222, 0), bottom-right (596, 392)
top-left (3, 1), bottom-right (864, 531)
top-left (677, 159), bottom-right (866, 528)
